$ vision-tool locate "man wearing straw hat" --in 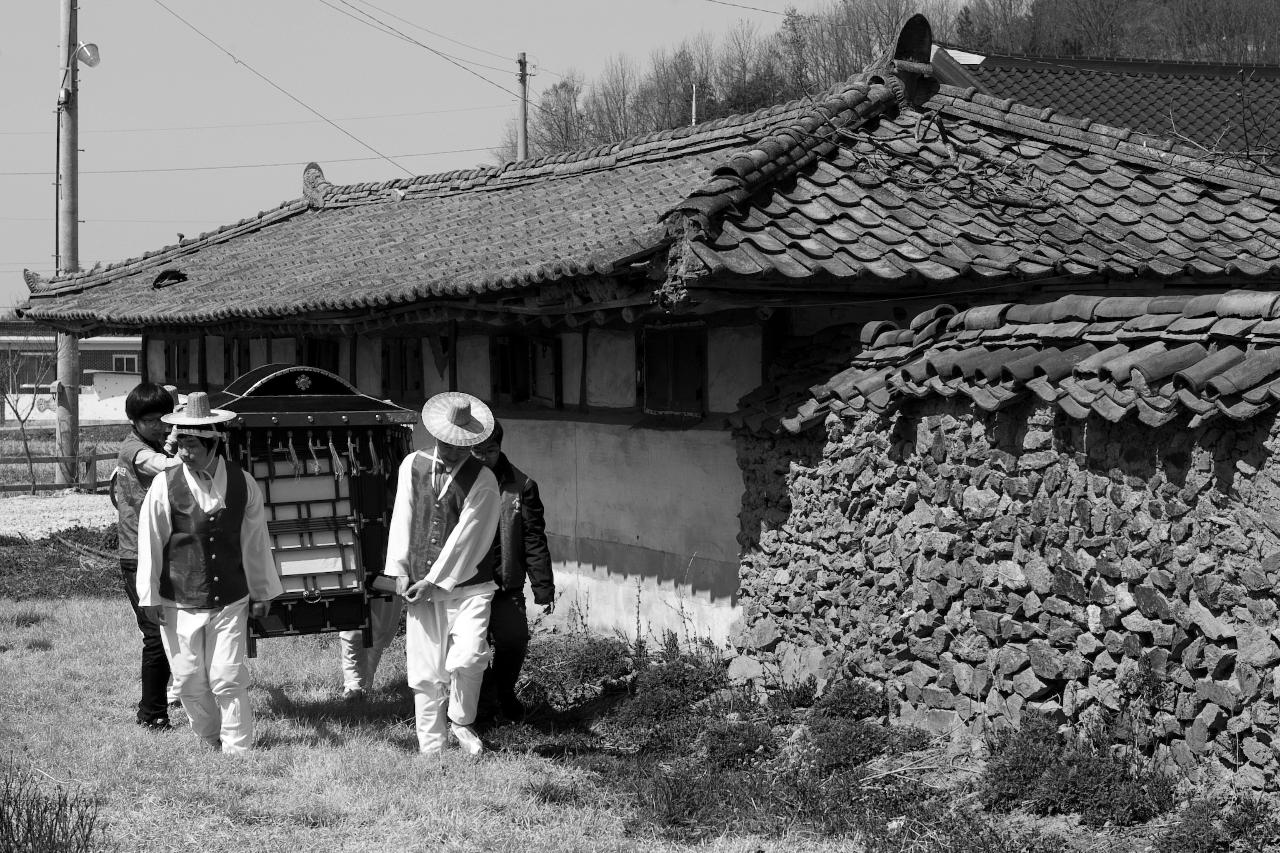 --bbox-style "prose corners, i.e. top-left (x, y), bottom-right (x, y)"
top-left (385, 390), bottom-right (501, 758)
top-left (136, 391), bottom-right (282, 754)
